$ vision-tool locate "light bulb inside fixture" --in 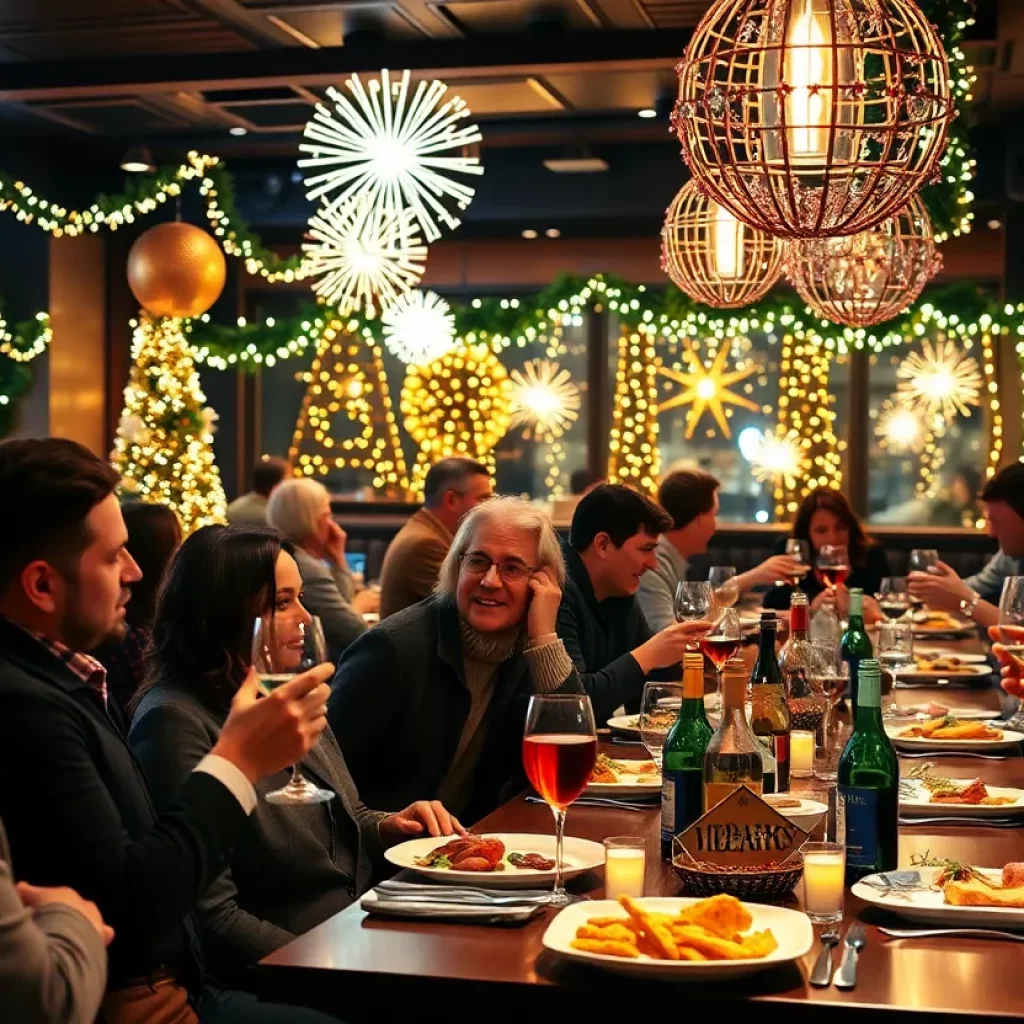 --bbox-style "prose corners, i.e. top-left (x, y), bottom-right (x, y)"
top-left (788, 0), bottom-right (829, 161)
top-left (711, 202), bottom-right (745, 279)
